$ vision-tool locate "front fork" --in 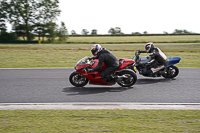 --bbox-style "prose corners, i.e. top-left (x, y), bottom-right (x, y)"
top-left (126, 63), bottom-right (137, 73)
